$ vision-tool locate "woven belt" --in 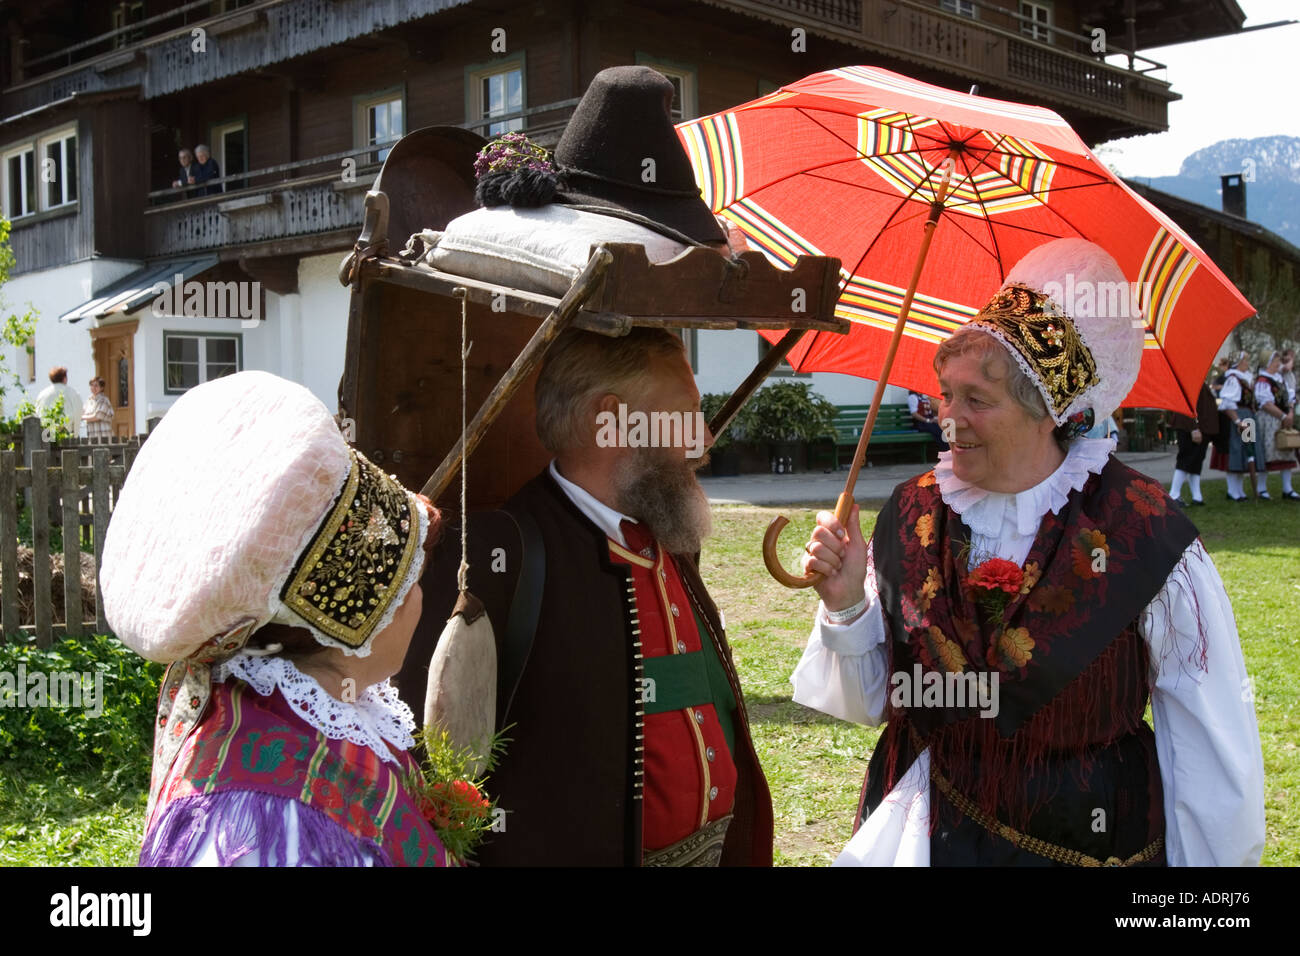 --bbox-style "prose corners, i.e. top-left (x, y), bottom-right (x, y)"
top-left (642, 814), bottom-right (733, 867)
top-left (929, 760), bottom-right (1163, 867)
